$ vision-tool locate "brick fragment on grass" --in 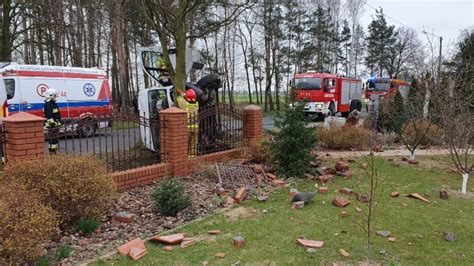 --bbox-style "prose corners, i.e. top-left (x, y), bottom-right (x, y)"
top-left (296, 238), bottom-right (324, 248)
top-left (319, 187), bottom-right (328, 194)
top-left (149, 233), bottom-right (186, 244)
top-left (128, 247), bottom-right (148, 261)
top-left (332, 197), bottom-right (351, 207)
top-left (340, 249), bottom-right (350, 257)
top-left (235, 187), bottom-right (247, 204)
top-left (117, 238), bottom-right (145, 255)
top-left (215, 252), bottom-right (226, 258)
